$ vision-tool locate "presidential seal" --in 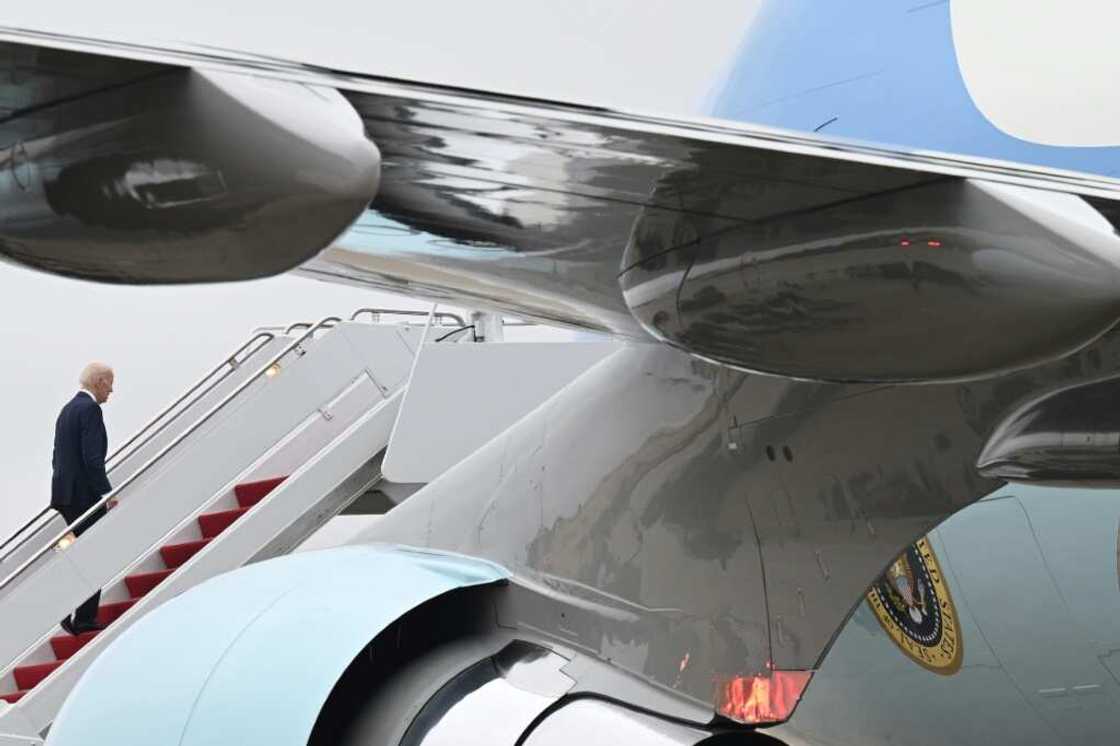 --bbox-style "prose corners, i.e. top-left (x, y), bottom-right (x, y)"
top-left (866, 536), bottom-right (962, 675)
